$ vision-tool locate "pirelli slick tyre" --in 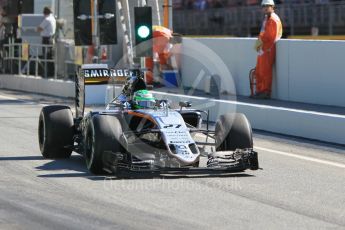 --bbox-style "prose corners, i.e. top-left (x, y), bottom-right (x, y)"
top-left (215, 113), bottom-right (253, 151)
top-left (38, 105), bottom-right (74, 159)
top-left (84, 115), bottom-right (123, 175)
